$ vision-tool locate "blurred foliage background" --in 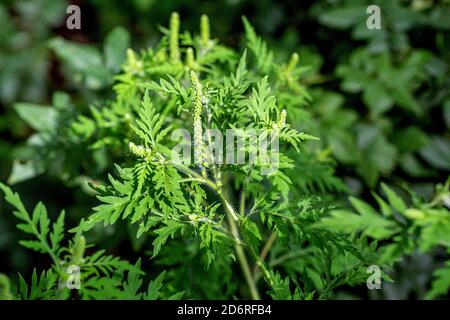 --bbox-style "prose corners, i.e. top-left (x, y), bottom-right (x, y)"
top-left (0, 0), bottom-right (449, 299)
